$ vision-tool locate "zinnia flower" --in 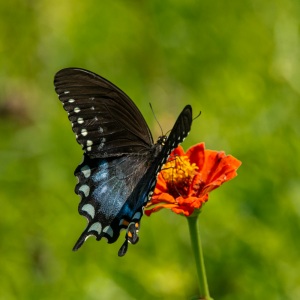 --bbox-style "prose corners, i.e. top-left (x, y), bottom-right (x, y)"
top-left (145, 143), bottom-right (242, 217)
